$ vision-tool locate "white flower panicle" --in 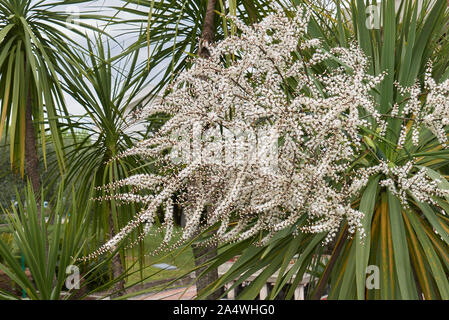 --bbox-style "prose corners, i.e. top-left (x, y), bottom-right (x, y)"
top-left (83, 8), bottom-right (449, 260)
top-left (396, 62), bottom-right (449, 148)
top-left (357, 161), bottom-right (449, 206)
